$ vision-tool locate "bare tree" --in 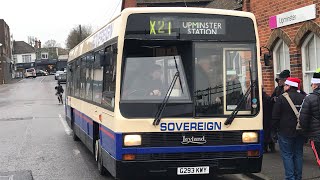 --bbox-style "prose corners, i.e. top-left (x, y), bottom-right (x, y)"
top-left (66, 25), bottom-right (92, 49)
top-left (43, 39), bottom-right (60, 48)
